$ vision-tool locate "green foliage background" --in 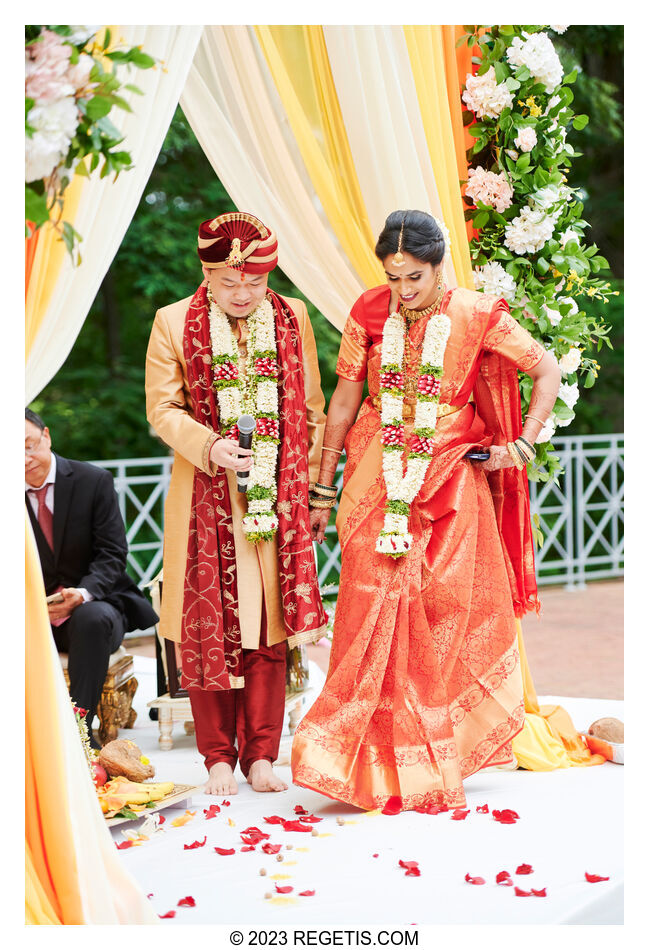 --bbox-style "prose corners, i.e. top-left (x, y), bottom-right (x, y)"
top-left (32, 26), bottom-right (622, 461)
